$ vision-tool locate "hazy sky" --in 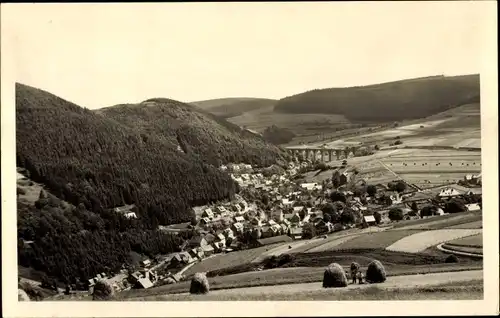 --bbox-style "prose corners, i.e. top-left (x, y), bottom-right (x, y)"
top-left (3, 2), bottom-right (491, 109)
